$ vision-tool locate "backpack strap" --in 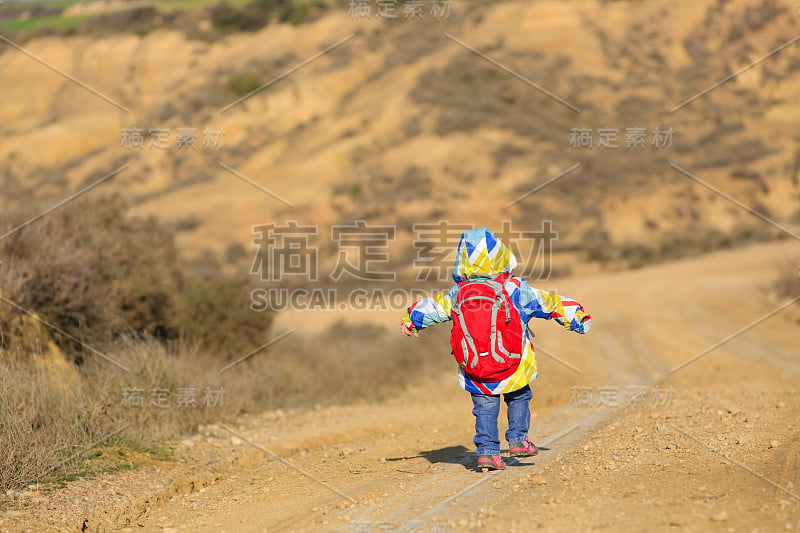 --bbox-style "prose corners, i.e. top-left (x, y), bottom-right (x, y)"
top-left (489, 274), bottom-right (521, 360)
top-left (453, 277), bottom-right (517, 366)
